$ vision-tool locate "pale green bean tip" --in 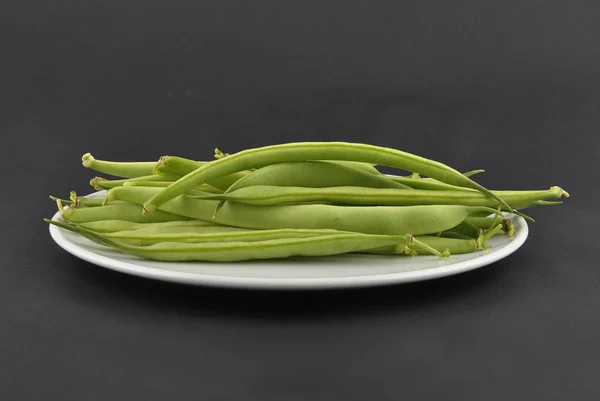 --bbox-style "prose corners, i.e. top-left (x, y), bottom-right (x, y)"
top-left (82, 153), bottom-right (94, 167)
top-left (153, 156), bottom-right (167, 175)
top-left (89, 177), bottom-right (105, 190)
